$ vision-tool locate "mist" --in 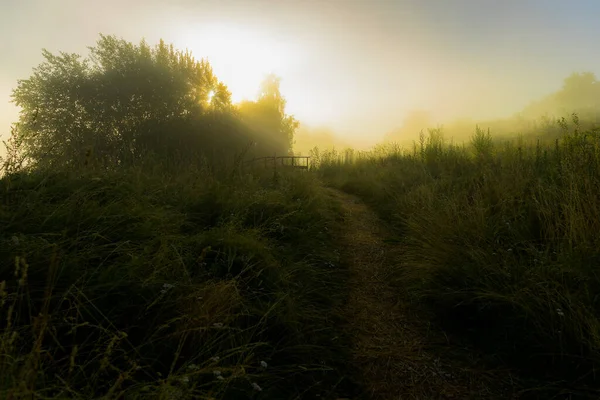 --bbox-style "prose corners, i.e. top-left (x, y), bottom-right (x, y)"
top-left (2, 0), bottom-right (600, 156)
